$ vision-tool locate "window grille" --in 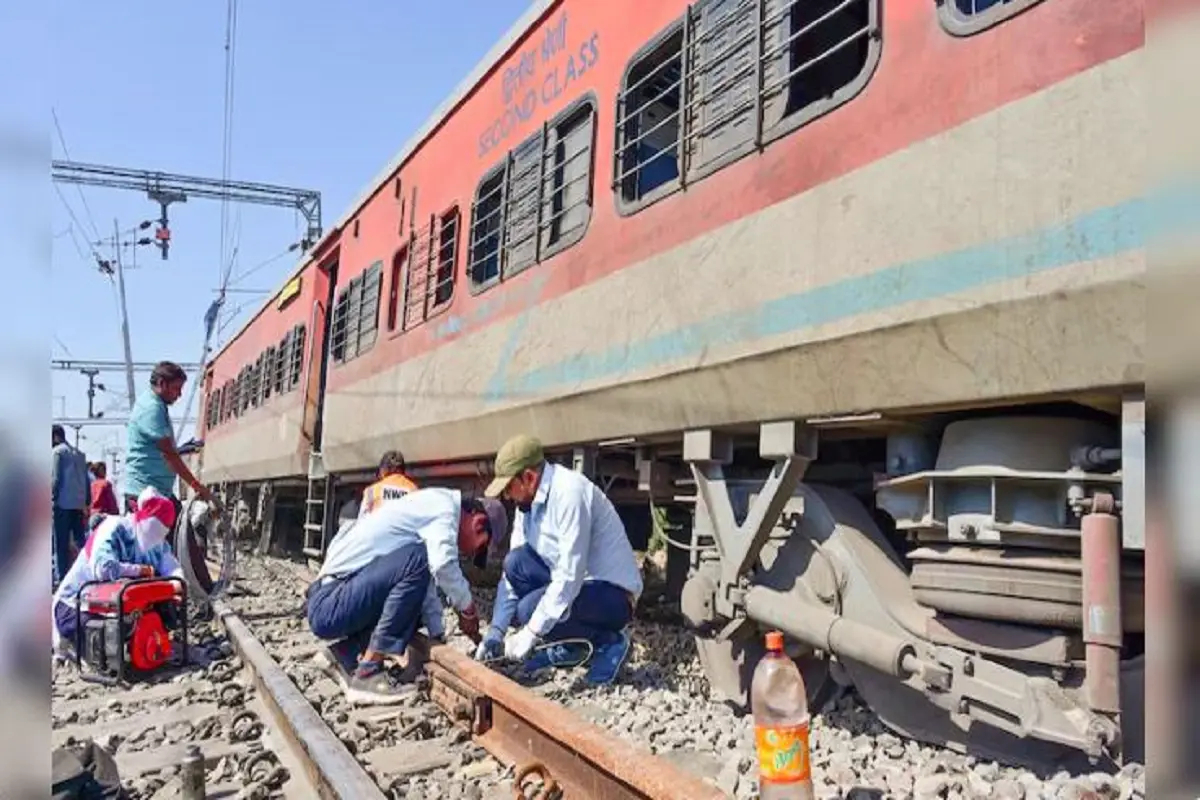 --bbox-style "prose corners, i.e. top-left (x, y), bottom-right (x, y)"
top-left (388, 245), bottom-right (409, 332)
top-left (936, 0), bottom-right (1044, 35)
top-left (468, 96), bottom-right (596, 293)
top-left (237, 366), bottom-right (250, 415)
top-left (468, 169), bottom-right (505, 289)
top-left (330, 265), bottom-right (381, 365)
top-left (288, 324), bottom-right (305, 390)
top-left (205, 391), bottom-right (217, 430)
top-left (615, 0), bottom-right (880, 211)
top-left (261, 346), bottom-right (275, 402)
top-left (275, 331), bottom-right (291, 394)
top-left (249, 355), bottom-right (263, 408)
top-left (221, 380), bottom-right (233, 422)
top-left (400, 210), bottom-right (459, 331)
